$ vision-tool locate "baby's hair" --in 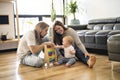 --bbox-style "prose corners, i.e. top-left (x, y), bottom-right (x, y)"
top-left (63, 36), bottom-right (73, 44)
